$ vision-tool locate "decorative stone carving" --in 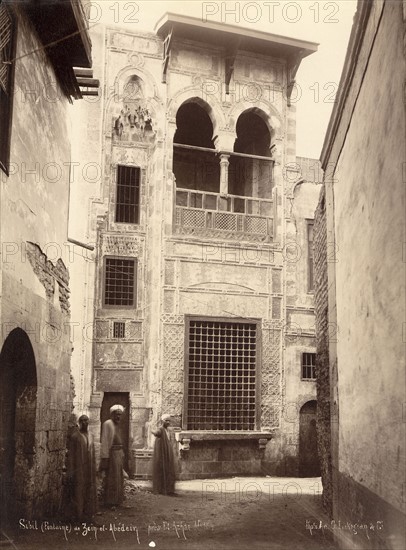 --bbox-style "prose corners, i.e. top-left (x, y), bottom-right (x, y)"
top-left (101, 234), bottom-right (142, 256)
top-left (161, 314), bottom-right (184, 325)
top-left (178, 437), bottom-right (191, 452)
top-left (173, 225), bottom-right (272, 243)
top-left (126, 321), bottom-right (143, 340)
top-left (258, 438), bottom-right (268, 450)
top-left (261, 327), bottom-right (282, 428)
top-left (128, 52), bottom-right (145, 67)
top-left (112, 77), bottom-right (155, 143)
top-left (161, 323), bottom-right (184, 416)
